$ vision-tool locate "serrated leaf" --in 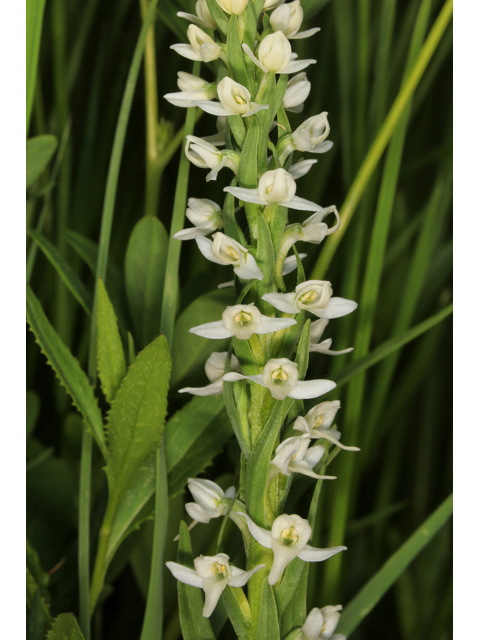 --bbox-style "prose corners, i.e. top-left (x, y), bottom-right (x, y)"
top-left (96, 278), bottom-right (127, 403)
top-left (27, 135), bottom-right (57, 188)
top-left (28, 229), bottom-right (92, 316)
top-left (26, 539), bottom-right (49, 598)
top-left (26, 568), bottom-right (52, 627)
top-left (105, 334), bottom-right (171, 506)
top-left (255, 580), bottom-right (280, 640)
top-left (26, 285), bottom-right (106, 455)
top-left (177, 521), bottom-right (216, 640)
top-left (46, 613), bottom-right (85, 640)
top-left (125, 216), bottom-right (169, 349)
